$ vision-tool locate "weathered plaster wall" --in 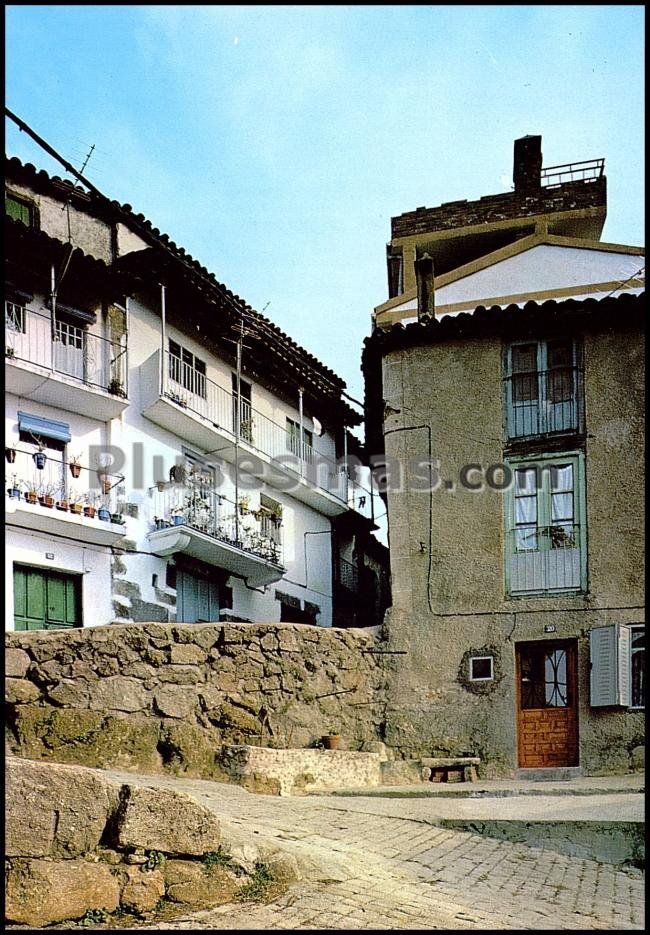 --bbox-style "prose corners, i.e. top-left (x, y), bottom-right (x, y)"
top-left (5, 622), bottom-right (387, 778)
top-left (379, 324), bottom-right (644, 775)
